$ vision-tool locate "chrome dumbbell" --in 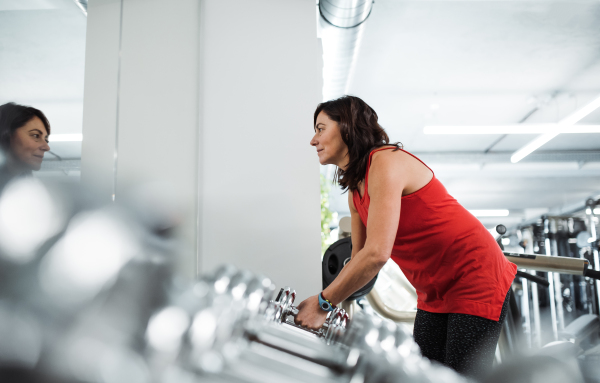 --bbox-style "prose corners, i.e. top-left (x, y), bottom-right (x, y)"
top-left (266, 287), bottom-right (349, 342)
